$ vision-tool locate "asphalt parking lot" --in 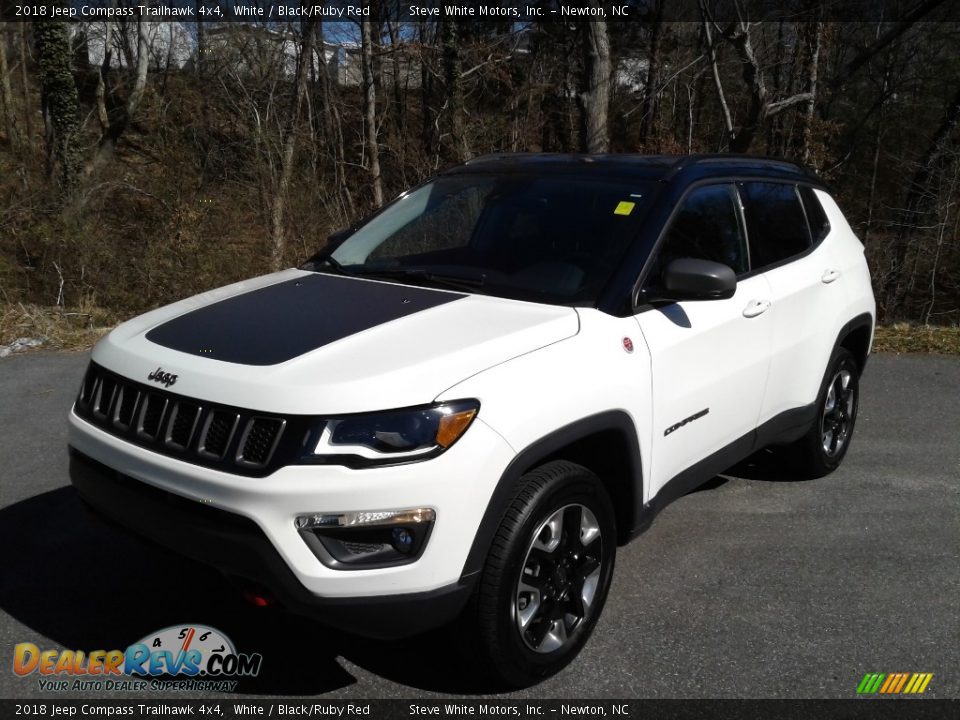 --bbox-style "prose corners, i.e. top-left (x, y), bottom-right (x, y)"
top-left (0, 351), bottom-right (957, 700)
